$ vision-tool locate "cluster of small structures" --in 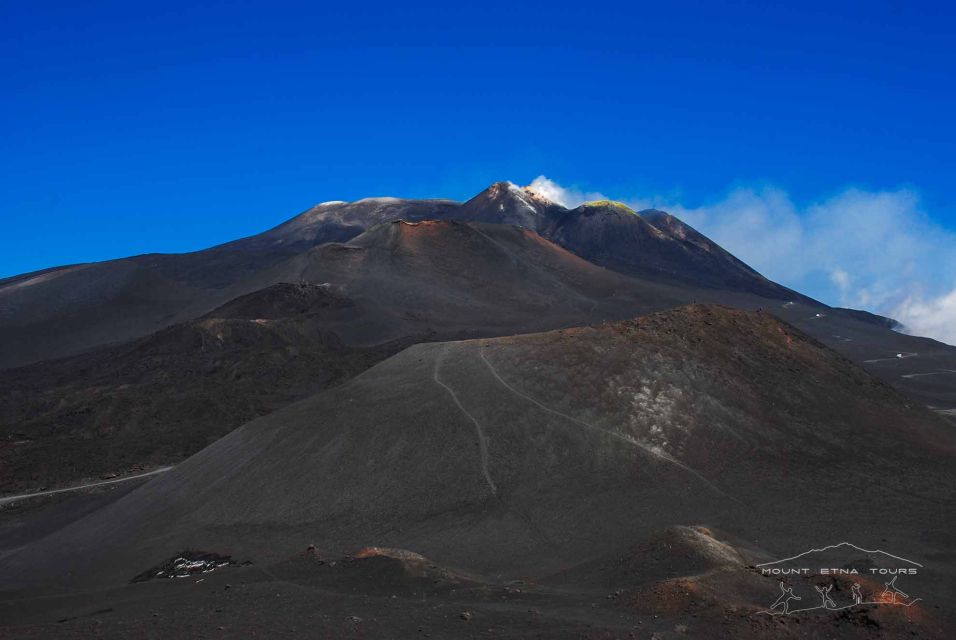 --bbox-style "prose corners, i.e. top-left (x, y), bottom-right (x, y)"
top-left (132, 551), bottom-right (234, 582)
